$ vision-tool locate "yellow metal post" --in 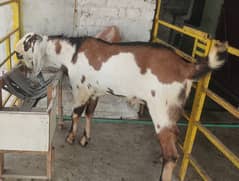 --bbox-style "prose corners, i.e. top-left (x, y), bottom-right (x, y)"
top-left (11, 0), bottom-right (21, 65)
top-left (152, 0), bottom-right (161, 42)
top-left (179, 40), bottom-right (212, 181)
top-left (5, 37), bottom-right (12, 71)
top-left (179, 73), bottom-right (212, 181)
